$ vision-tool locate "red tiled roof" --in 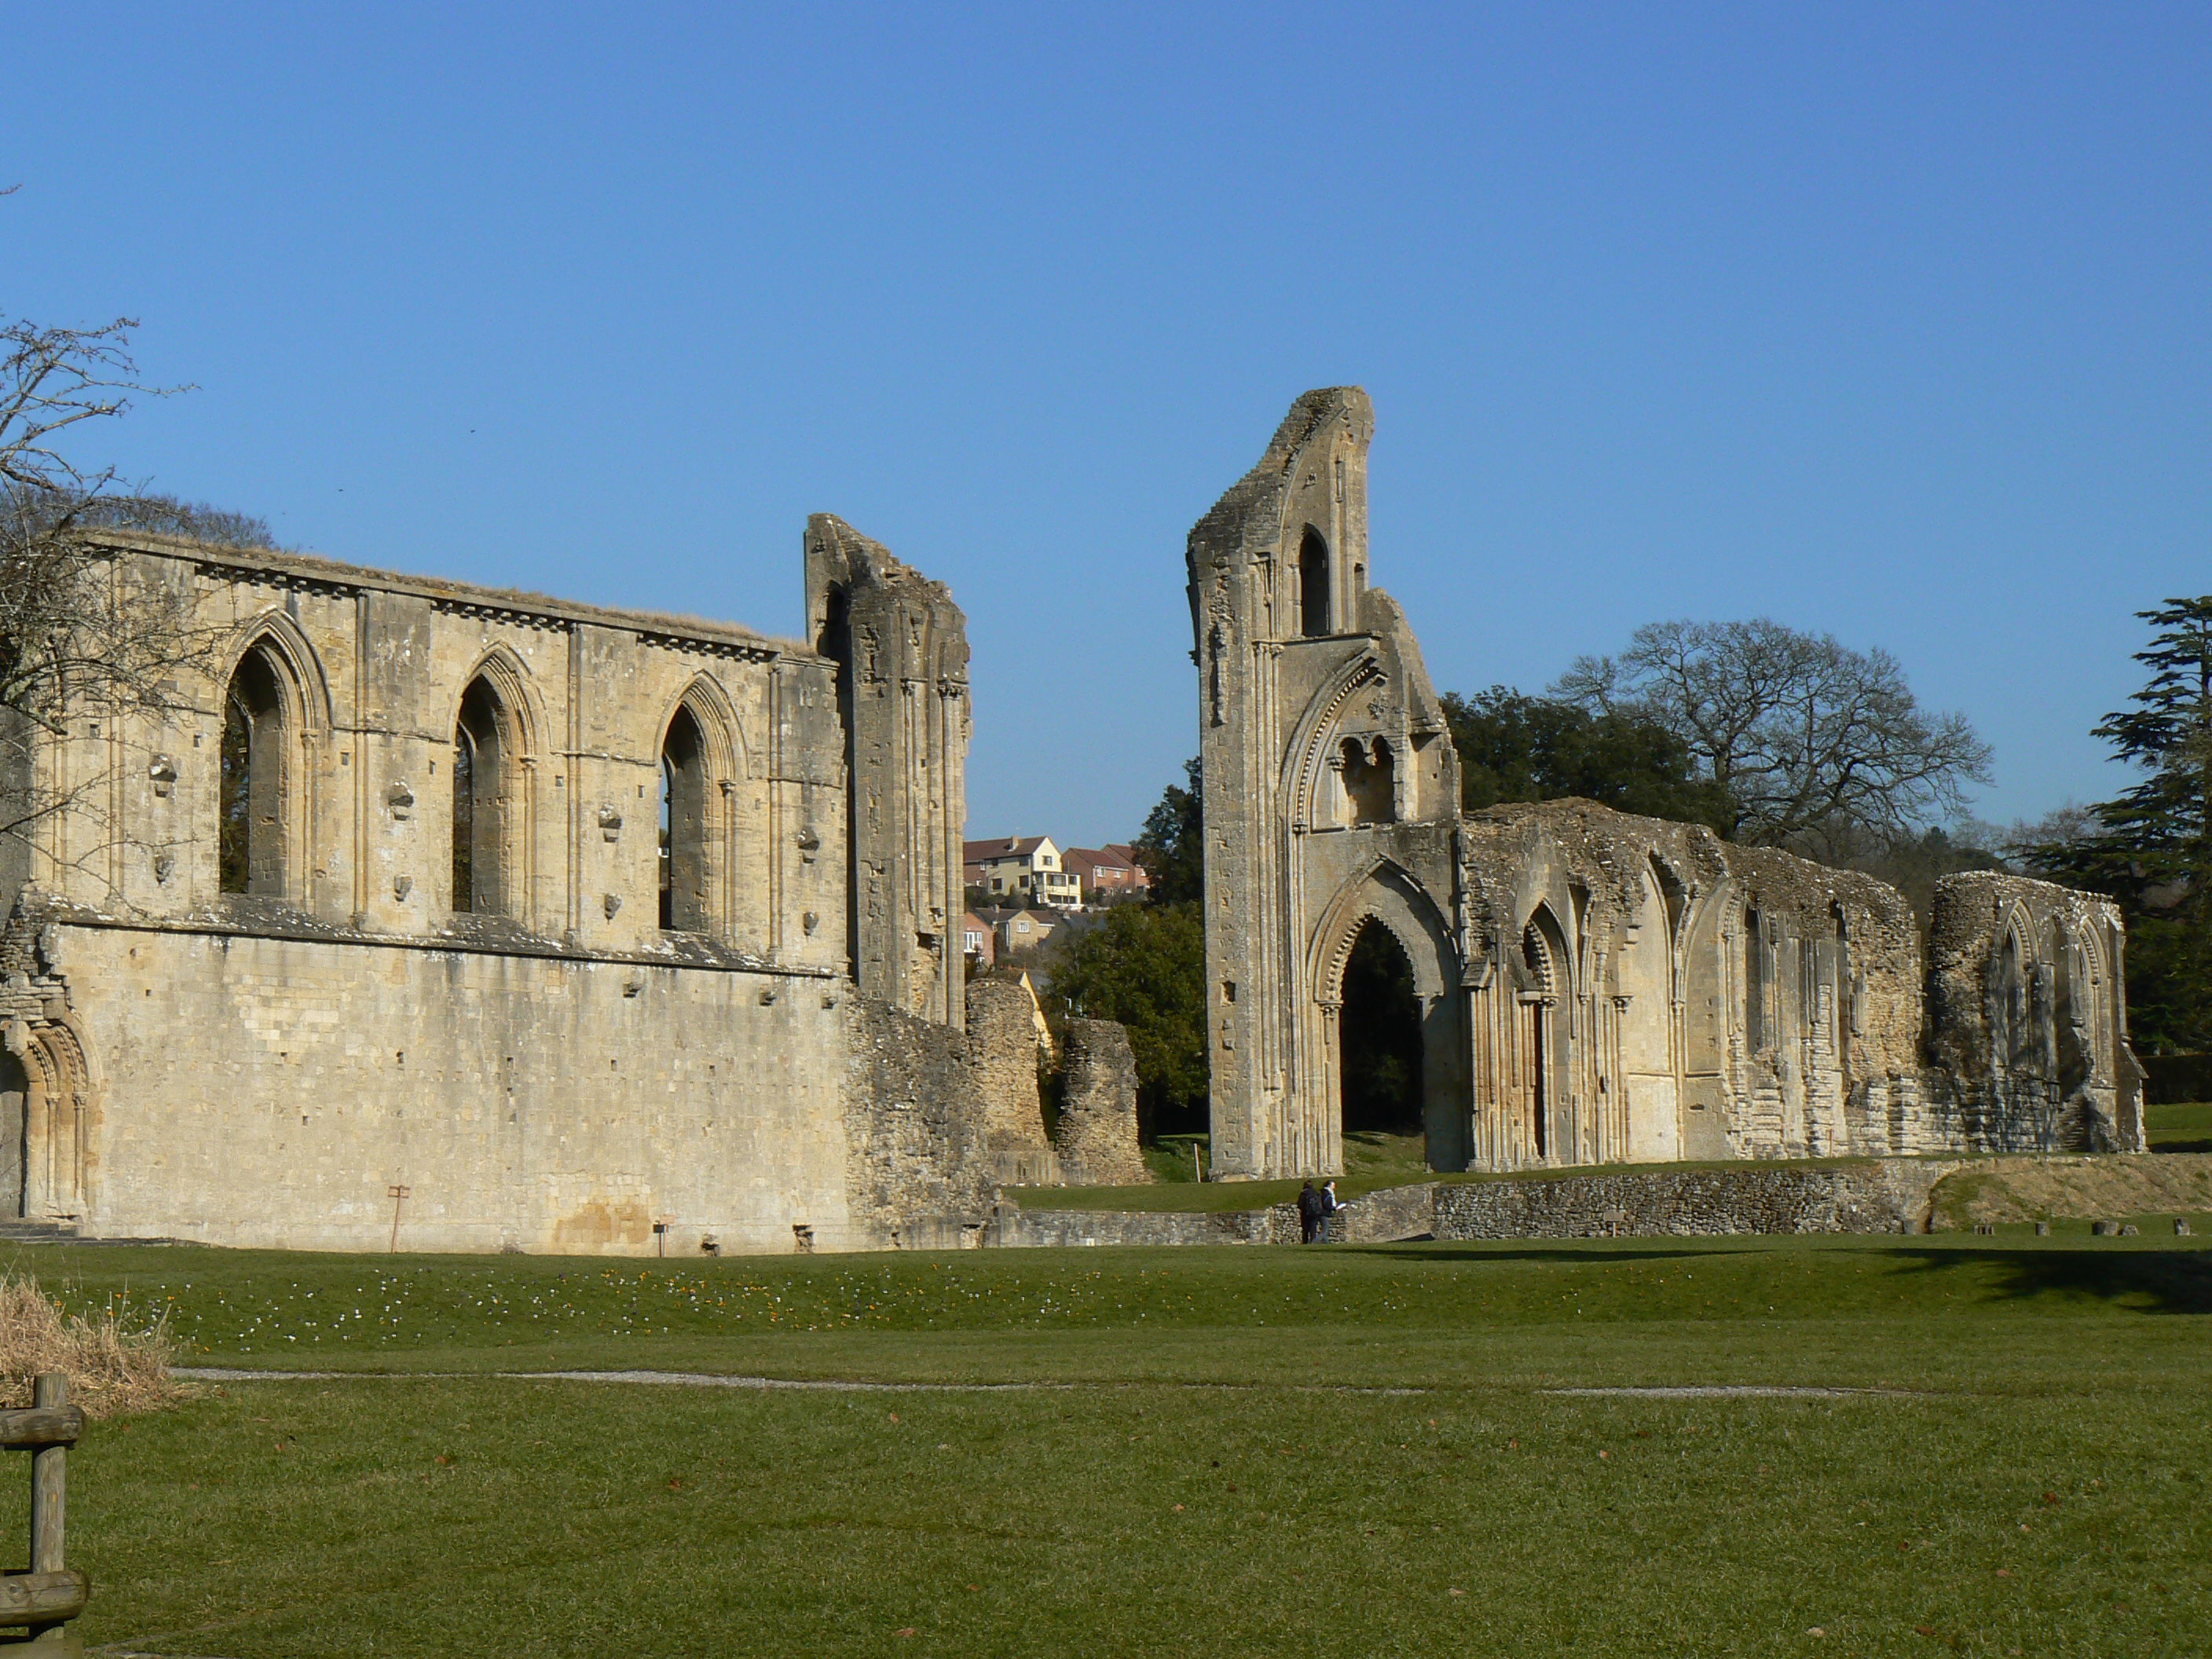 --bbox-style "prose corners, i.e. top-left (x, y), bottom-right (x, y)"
top-left (1065, 846), bottom-right (1139, 873)
top-left (963, 836), bottom-right (1049, 862)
